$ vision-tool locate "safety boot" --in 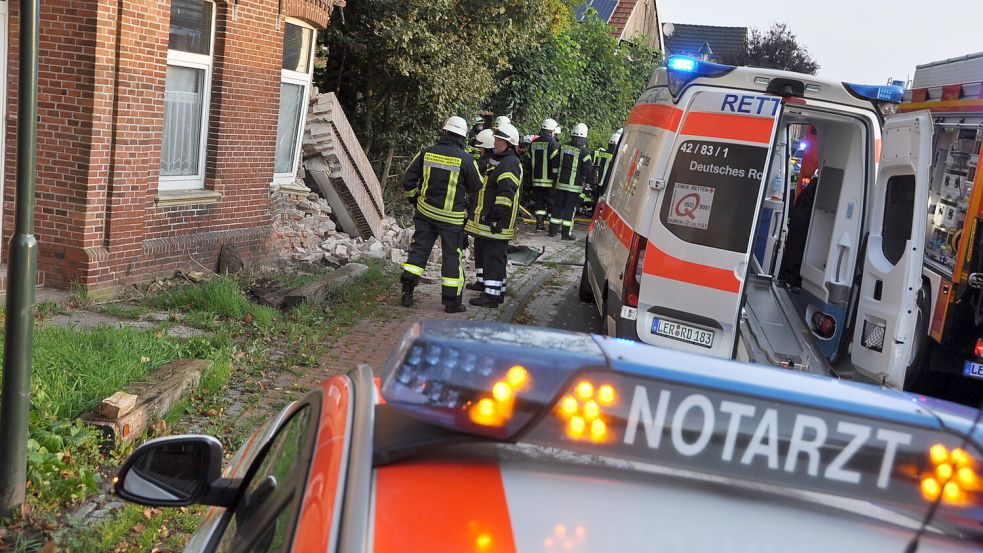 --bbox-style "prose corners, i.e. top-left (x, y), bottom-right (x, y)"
top-left (400, 281), bottom-right (415, 308)
top-left (444, 301), bottom-right (467, 314)
top-left (535, 215), bottom-right (545, 232)
top-left (465, 281), bottom-right (484, 291)
top-left (561, 226), bottom-right (575, 241)
top-left (548, 222), bottom-right (558, 237)
top-left (469, 294), bottom-right (502, 308)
